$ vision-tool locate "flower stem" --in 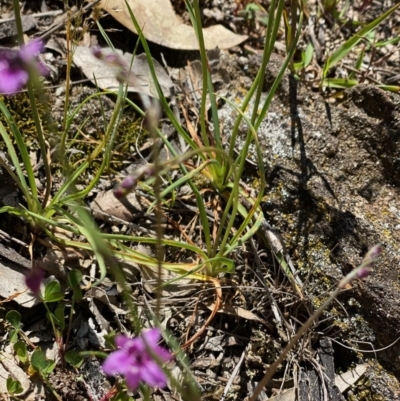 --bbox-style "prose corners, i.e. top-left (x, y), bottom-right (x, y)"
top-left (12, 0), bottom-right (52, 209)
top-left (249, 246), bottom-right (380, 401)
